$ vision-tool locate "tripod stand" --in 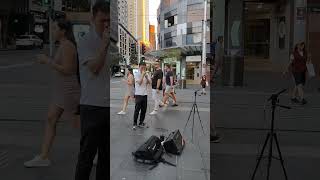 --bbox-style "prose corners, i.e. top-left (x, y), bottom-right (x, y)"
top-left (251, 89), bottom-right (291, 180)
top-left (183, 89), bottom-right (206, 142)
